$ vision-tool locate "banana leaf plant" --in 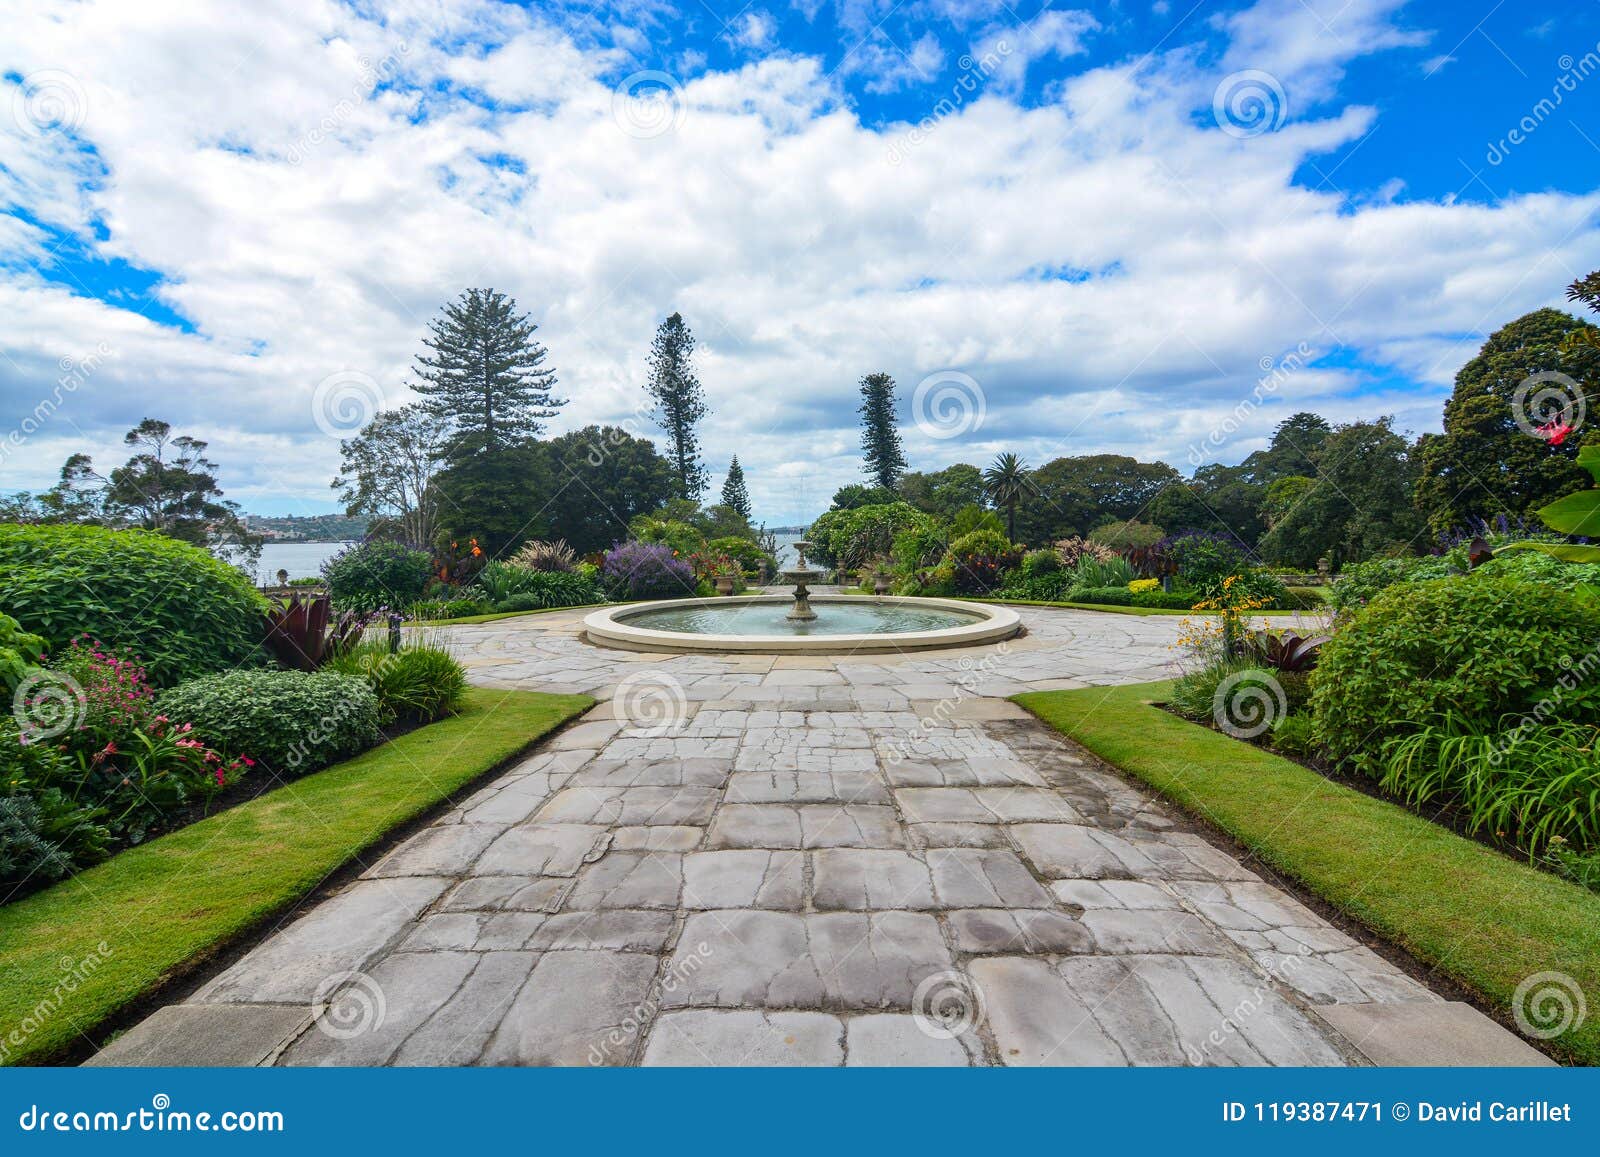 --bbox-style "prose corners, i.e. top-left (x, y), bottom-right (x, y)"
top-left (1496, 443), bottom-right (1600, 603)
top-left (263, 593), bottom-right (368, 671)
